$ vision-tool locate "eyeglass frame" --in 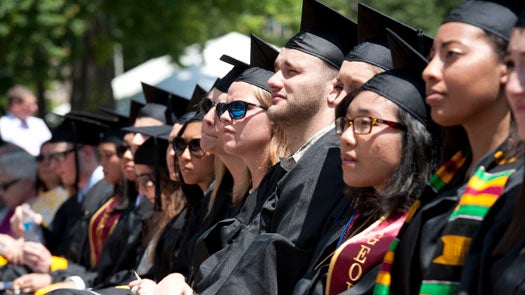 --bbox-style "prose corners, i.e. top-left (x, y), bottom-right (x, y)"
top-left (35, 153), bottom-right (54, 163)
top-left (215, 100), bottom-right (268, 120)
top-left (0, 178), bottom-right (21, 191)
top-left (335, 116), bottom-right (406, 136)
top-left (136, 173), bottom-right (155, 188)
top-left (171, 137), bottom-right (205, 158)
top-left (48, 148), bottom-right (76, 163)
